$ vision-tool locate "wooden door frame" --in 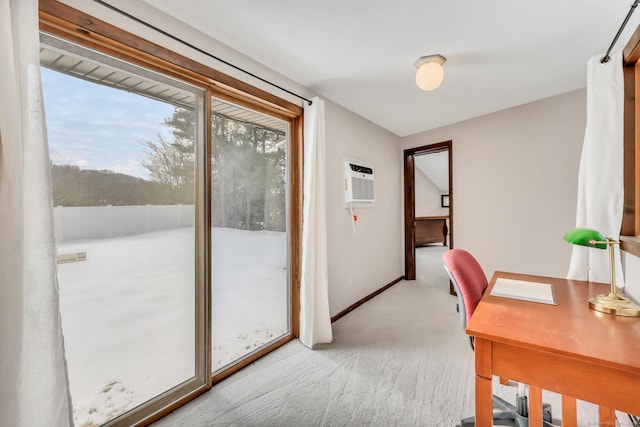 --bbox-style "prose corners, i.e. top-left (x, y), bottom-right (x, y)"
top-left (403, 141), bottom-right (453, 287)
